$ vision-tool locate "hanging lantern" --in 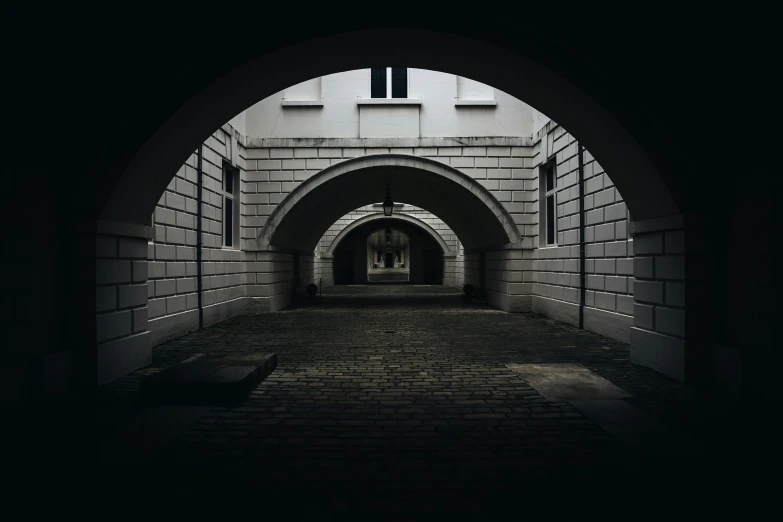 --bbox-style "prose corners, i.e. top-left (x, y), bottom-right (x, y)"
top-left (382, 185), bottom-right (394, 217)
